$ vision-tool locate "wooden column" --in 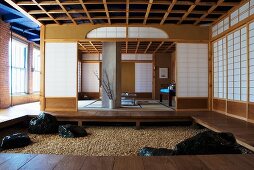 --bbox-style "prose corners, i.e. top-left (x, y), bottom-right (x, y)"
top-left (40, 25), bottom-right (45, 111)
